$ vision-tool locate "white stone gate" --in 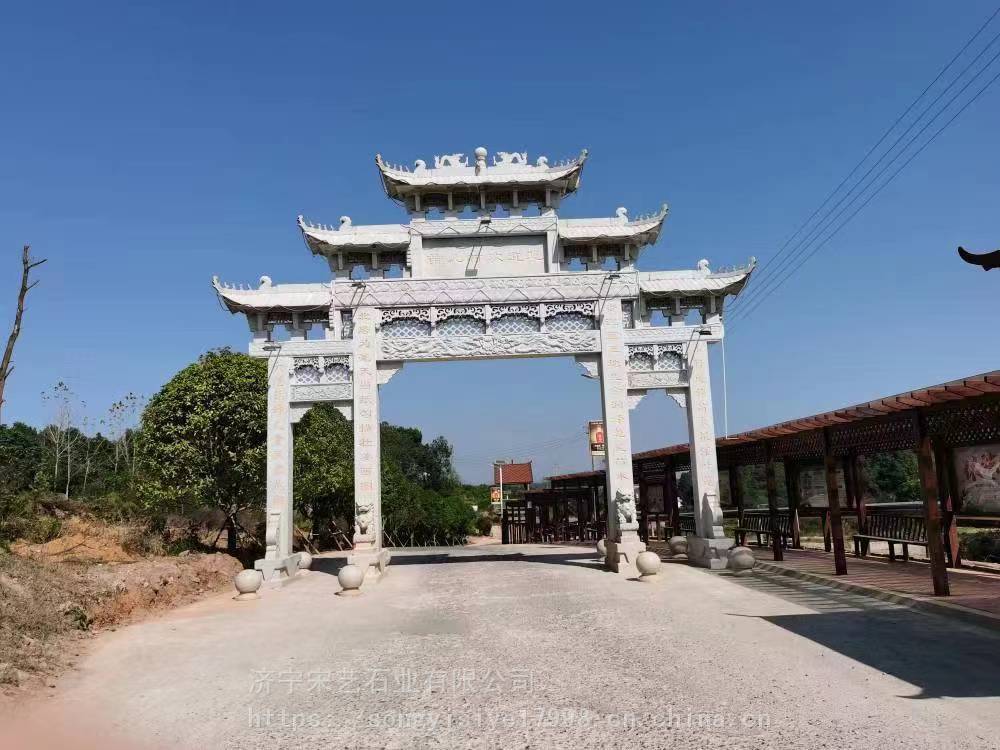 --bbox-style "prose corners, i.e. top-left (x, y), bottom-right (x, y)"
top-left (214, 146), bottom-right (754, 582)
